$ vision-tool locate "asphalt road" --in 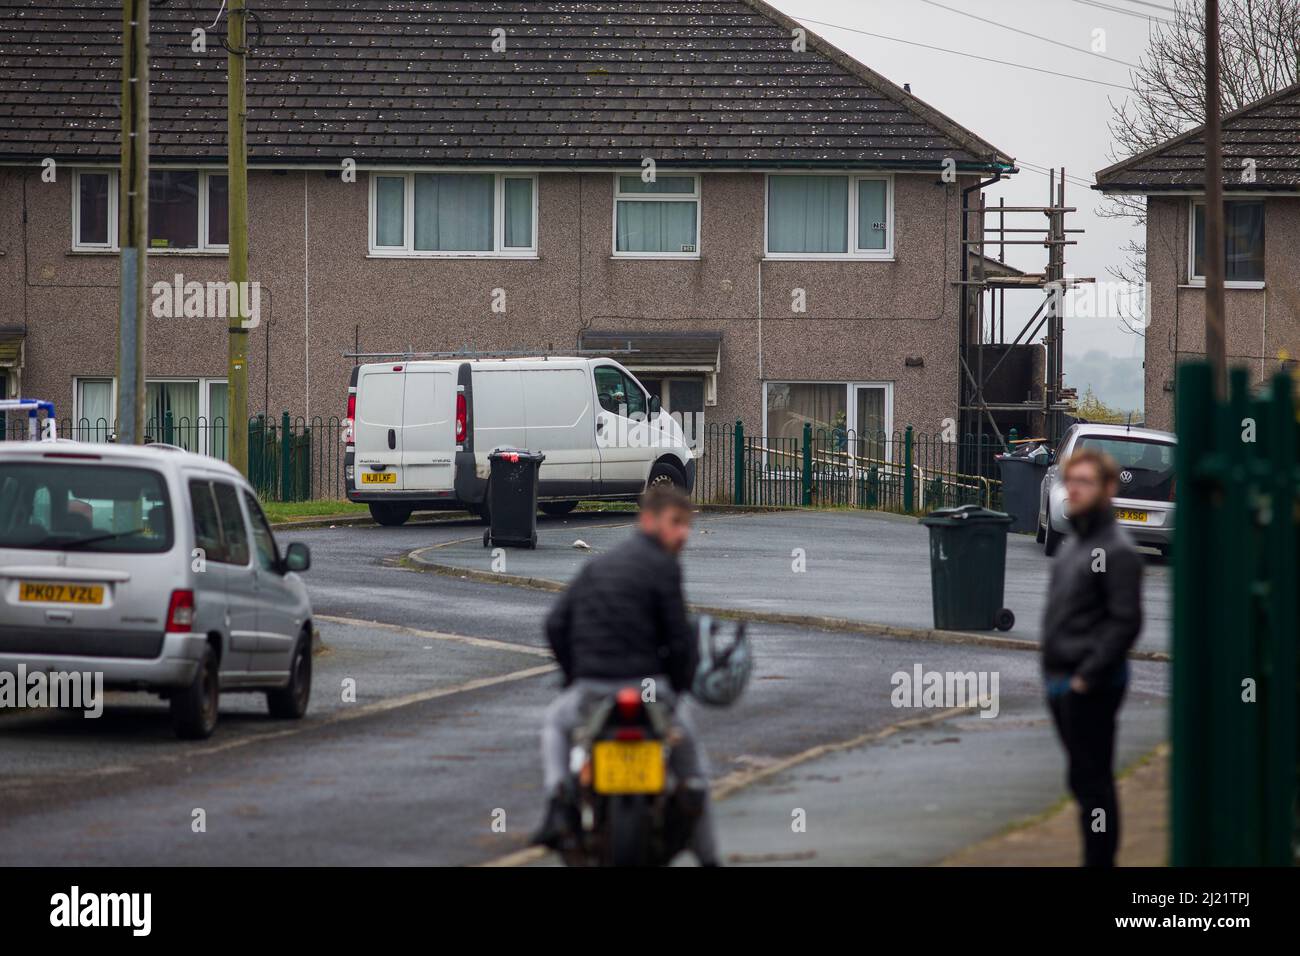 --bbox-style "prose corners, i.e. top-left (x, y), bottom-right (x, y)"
top-left (0, 511), bottom-right (1170, 866)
